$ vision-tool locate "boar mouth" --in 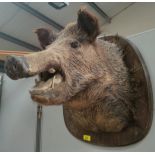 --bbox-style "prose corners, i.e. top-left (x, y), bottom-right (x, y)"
top-left (30, 66), bottom-right (65, 96)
